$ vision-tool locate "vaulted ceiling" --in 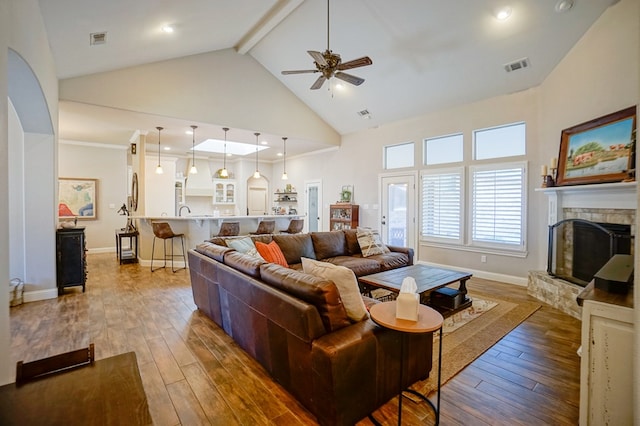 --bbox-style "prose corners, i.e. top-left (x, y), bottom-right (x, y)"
top-left (39, 0), bottom-right (618, 159)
